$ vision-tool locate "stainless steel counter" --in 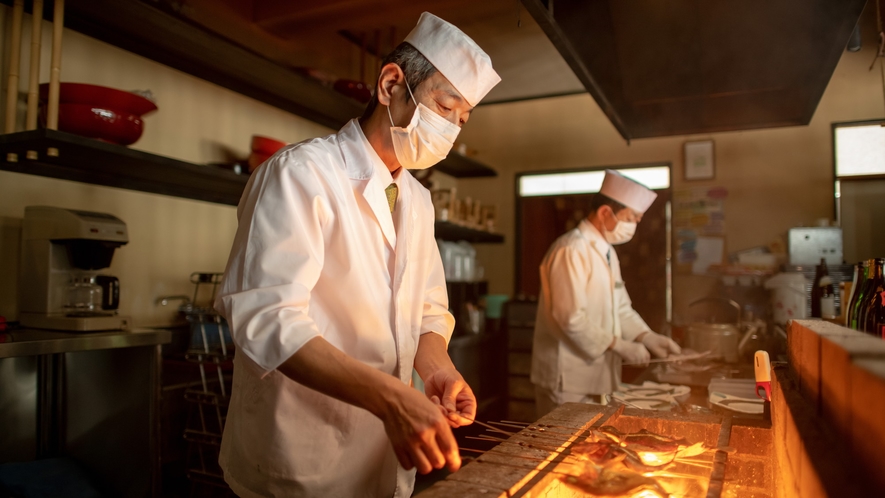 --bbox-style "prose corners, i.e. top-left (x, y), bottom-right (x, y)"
top-left (0, 327), bottom-right (172, 497)
top-left (0, 327), bottom-right (172, 358)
